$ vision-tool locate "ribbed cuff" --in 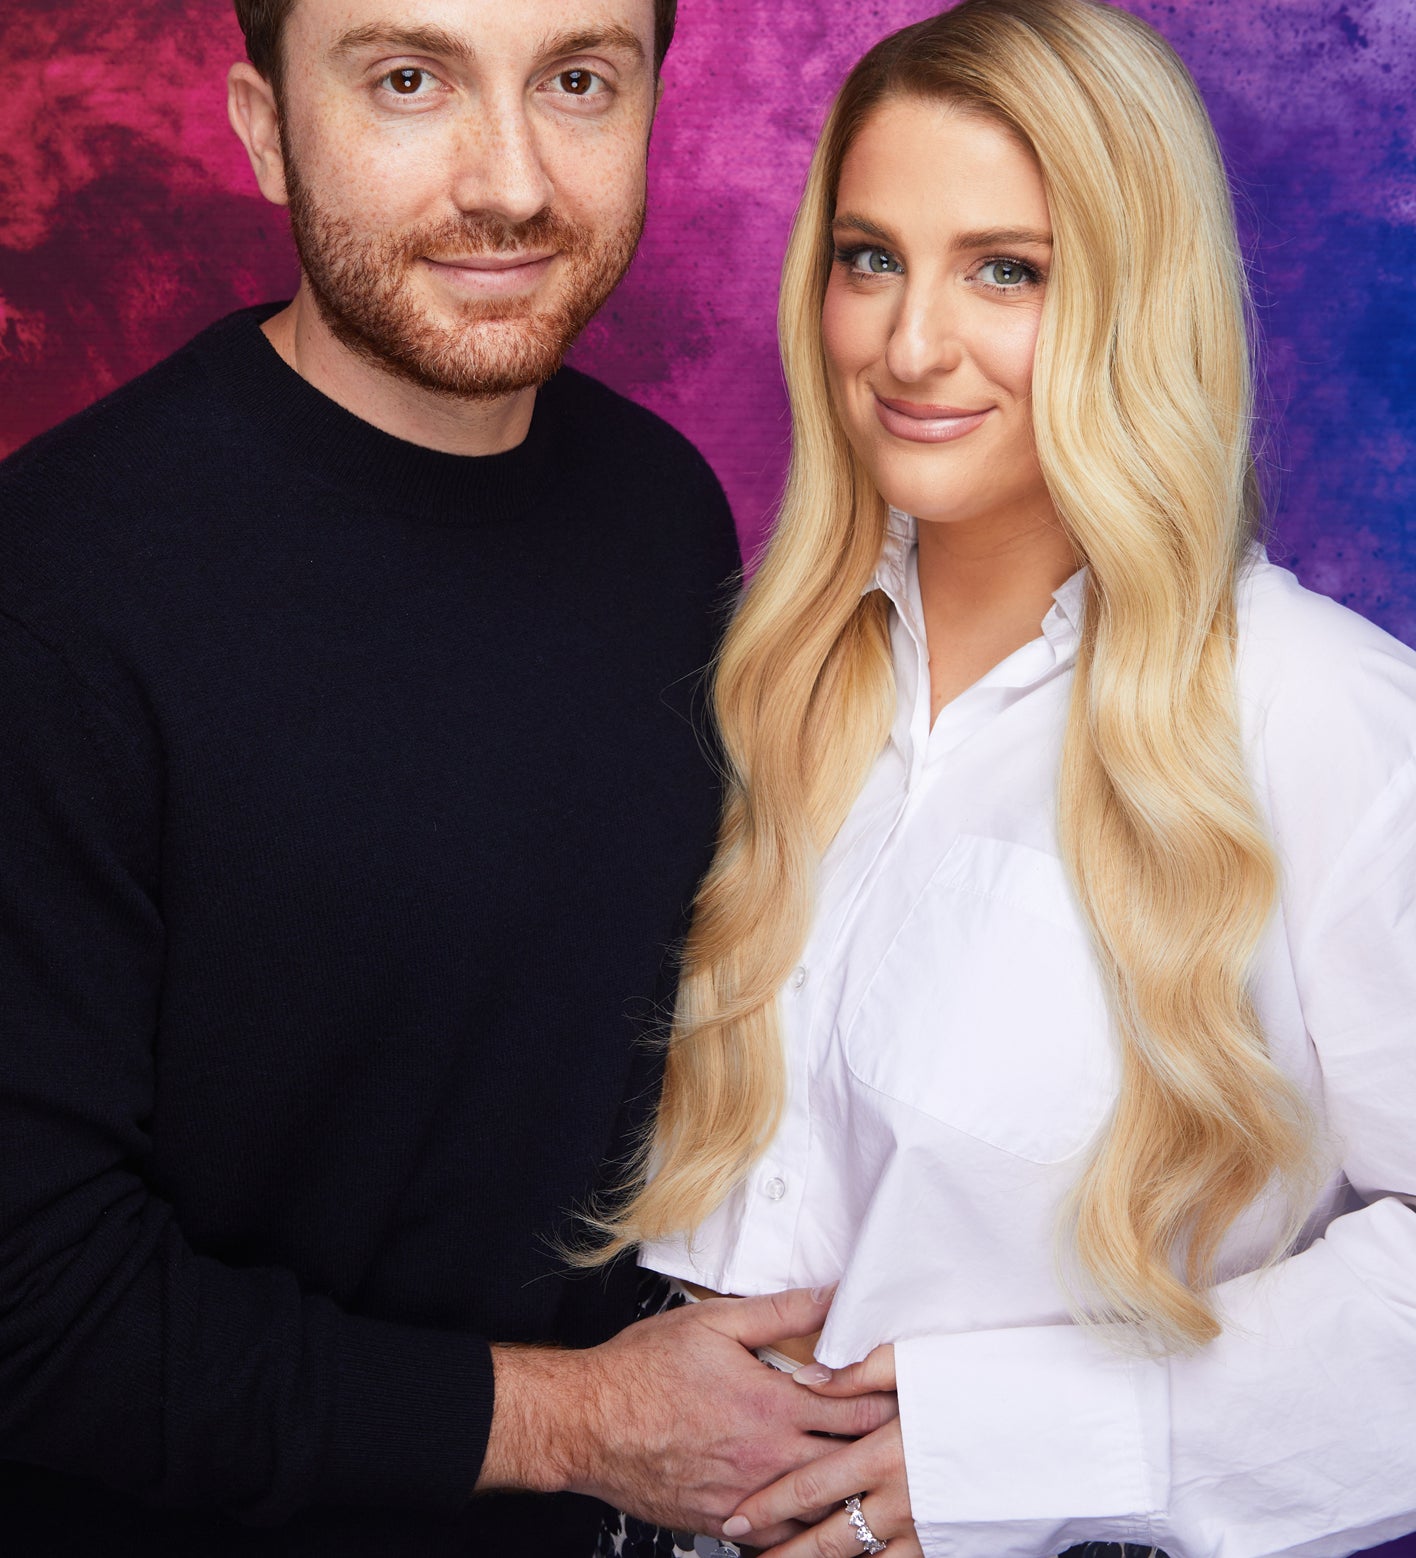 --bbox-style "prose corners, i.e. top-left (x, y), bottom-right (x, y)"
top-left (315, 1312), bottom-right (495, 1510)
